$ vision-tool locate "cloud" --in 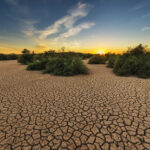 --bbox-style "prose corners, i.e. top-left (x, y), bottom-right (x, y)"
top-left (22, 2), bottom-right (95, 49)
top-left (142, 26), bottom-right (150, 31)
top-left (22, 20), bottom-right (37, 38)
top-left (35, 45), bottom-right (49, 50)
top-left (60, 22), bottom-right (95, 38)
top-left (38, 2), bottom-right (93, 40)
